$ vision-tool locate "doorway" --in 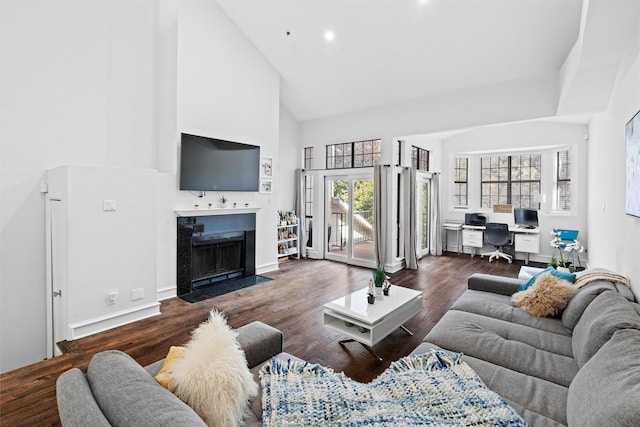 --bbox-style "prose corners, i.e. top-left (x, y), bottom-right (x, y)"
top-left (325, 175), bottom-right (376, 268)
